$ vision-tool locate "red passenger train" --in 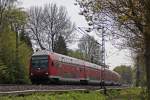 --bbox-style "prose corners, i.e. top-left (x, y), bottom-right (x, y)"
top-left (29, 50), bottom-right (120, 85)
